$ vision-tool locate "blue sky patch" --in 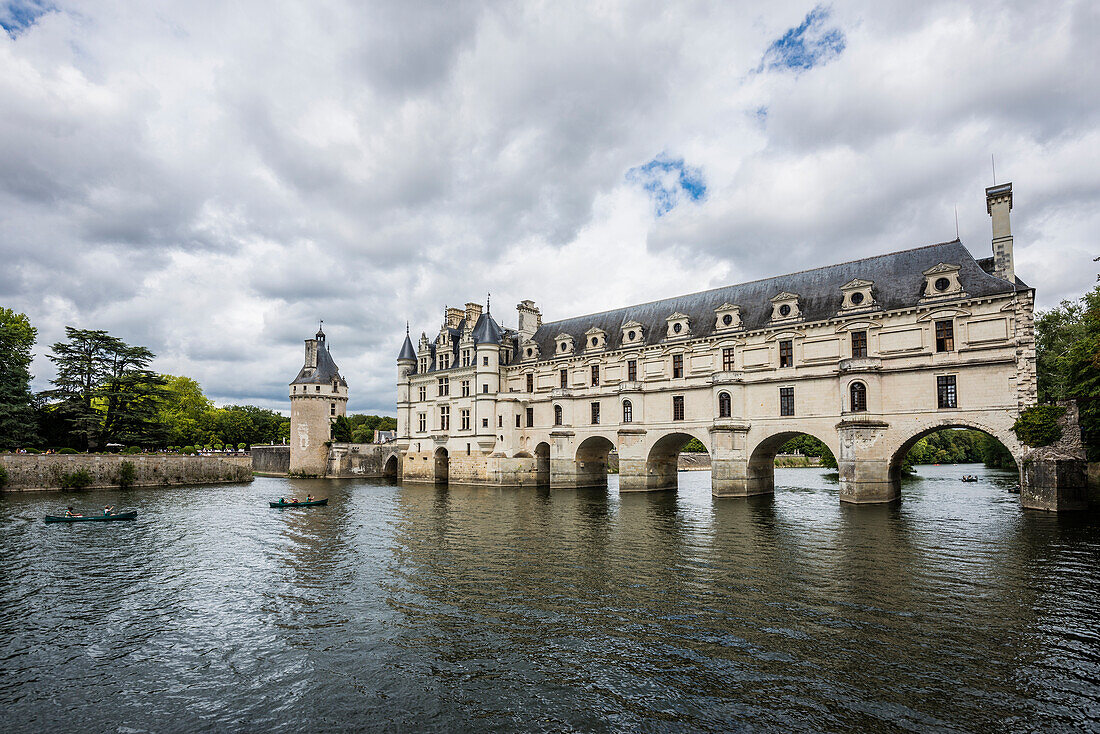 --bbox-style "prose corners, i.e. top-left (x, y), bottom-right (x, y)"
top-left (759, 5), bottom-right (845, 73)
top-left (626, 155), bottom-right (706, 217)
top-left (1, 1), bottom-right (55, 38)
